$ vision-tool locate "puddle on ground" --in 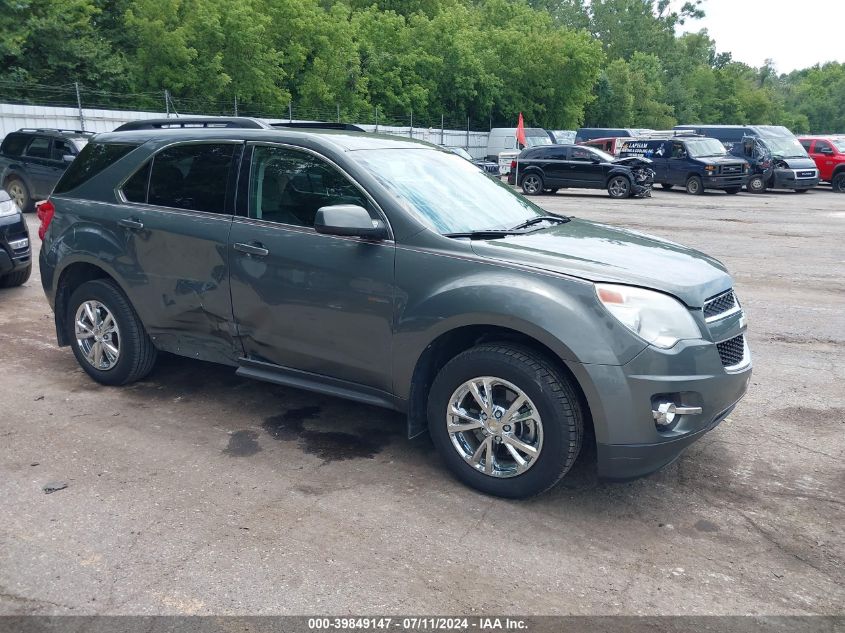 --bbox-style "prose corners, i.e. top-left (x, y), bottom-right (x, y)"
top-left (223, 429), bottom-right (262, 457)
top-left (263, 406), bottom-right (392, 462)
